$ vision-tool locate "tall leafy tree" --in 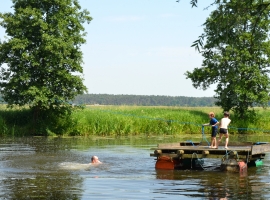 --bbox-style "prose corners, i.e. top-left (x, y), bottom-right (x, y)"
top-left (185, 0), bottom-right (270, 120)
top-left (0, 0), bottom-right (92, 116)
